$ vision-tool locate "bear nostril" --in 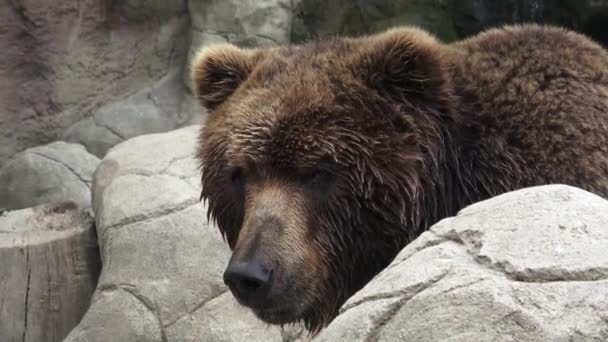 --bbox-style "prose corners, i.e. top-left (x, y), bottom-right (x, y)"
top-left (243, 278), bottom-right (262, 290)
top-left (223, 260), bottom-right (273, 304)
